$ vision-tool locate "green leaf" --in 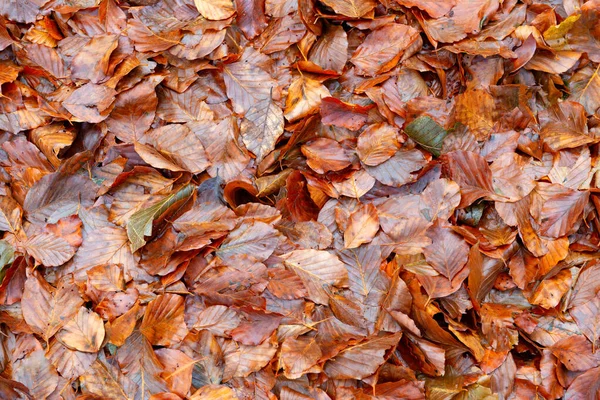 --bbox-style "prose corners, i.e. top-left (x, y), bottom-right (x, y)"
top-left (404, 116), bottom-right (447, 157)
top-left (0, 240), bottom-right (14, 284)
top-left (127, 184), bottom-right (195, 252)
